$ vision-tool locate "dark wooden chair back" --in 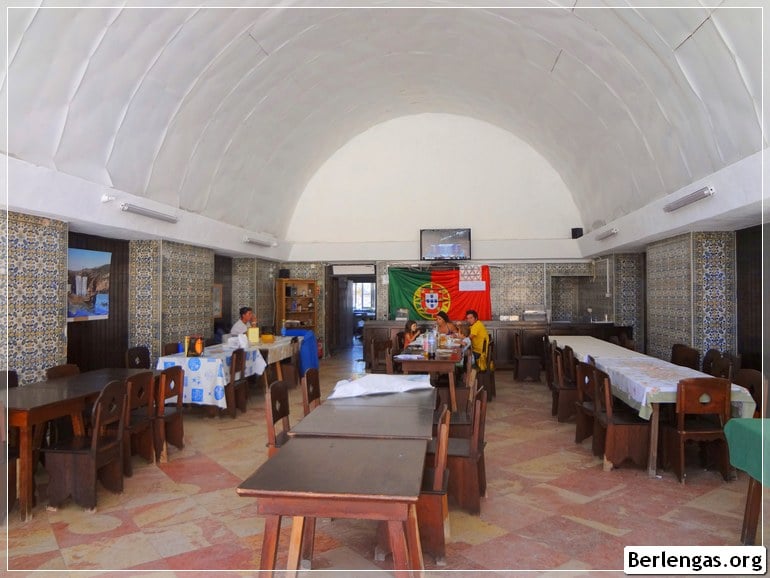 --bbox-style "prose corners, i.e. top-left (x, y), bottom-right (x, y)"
top-left (396, 331), bottom-right (406, 353)
top-left (7, 370), bottom-right (19, 388)
top-left (671, 343), bottom-right (699, 370)
top-left (709, 355), bottom-right (733, 380)
top-left (513, 332), bottom-right (541, 382)
top-left (575, 361), bottom-right (596, 404)
top-left (163, 342), bottom-right (180, 355)
top-left (369, 338), bottom-right (392, 374)
top-left (301, 367), bottom-right (322, 416)
top-left (470, 389), bottom-right (488, 459)
top-left (125, 346), bottom-right (151, 369)
top-left (430, 406), bottom-right (450, 491)
top-left (154, 366), bottom-right (185, 462)
top-left (562, 345), bottom-right (577, 385)
top-left (46, 364), bottom-right (80, 379)
top-left (123, 371), bottom-right (155, 476)
top-left (675, 377), bottom-right (731, 430)
top-left (701, 348), bottom-right (721, 375)
top-left (265, 379), bottom-right (291, 457)
top-left (157, 366), bottom-right (184, 414)
top-left (733, 368), bottom-right (765, 417)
